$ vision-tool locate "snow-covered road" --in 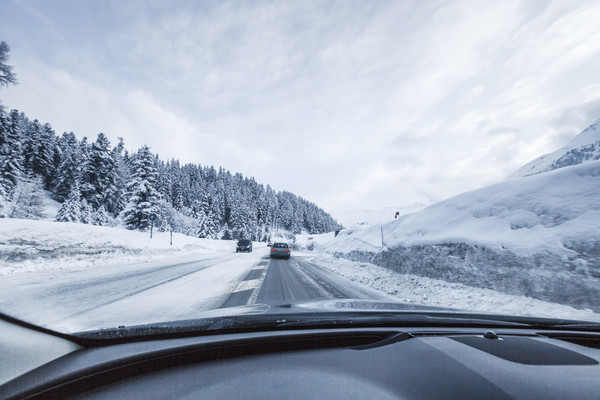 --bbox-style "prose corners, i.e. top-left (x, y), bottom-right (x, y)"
top-left (2, 250), bottom-right (266, 332)
top-left (1, 248), bottom-right (396, 333)
top-left (221, 254), bottom-right (393, 308)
